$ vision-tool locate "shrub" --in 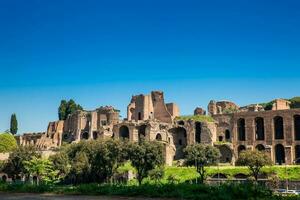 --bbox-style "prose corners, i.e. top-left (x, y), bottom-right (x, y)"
top-left (0, 133), bottom-right (17, 153)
